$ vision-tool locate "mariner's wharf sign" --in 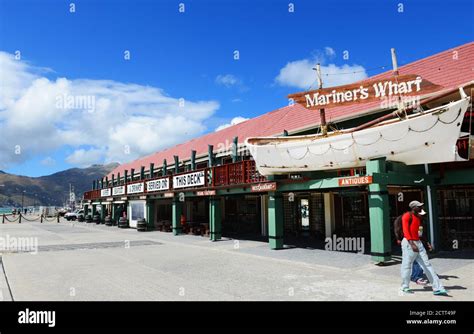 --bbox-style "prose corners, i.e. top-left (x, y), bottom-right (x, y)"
top-left (100, 188), bottom-right (111, 197)
top-left (112, 185), bottom-right (125, 196)
top-left (146, 178), bottom-right (169, 192)
top-left (173, 170), bottom-right (206, 189)
top-left (127, 182), bottom-right (144, 194)
top-left (288, 74), bottom-right (442, 109)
